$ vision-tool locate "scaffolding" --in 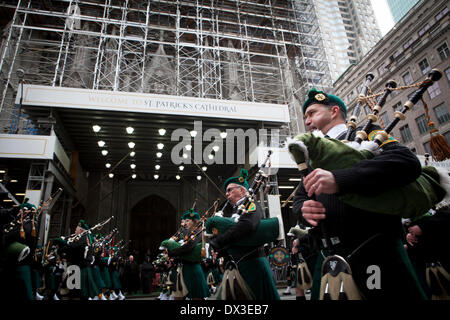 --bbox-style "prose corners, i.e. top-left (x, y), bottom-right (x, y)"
top-left (0, 0), bottom-right (332, 136)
